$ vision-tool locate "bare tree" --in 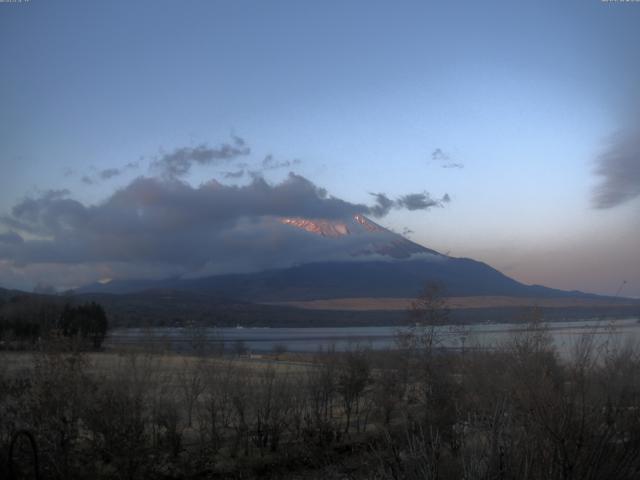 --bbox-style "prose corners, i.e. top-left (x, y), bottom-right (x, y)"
top-left (398, 282), bottom-right (450, 355)
top-left (337, 349), bottom-right (371, 434)
top-left (198, 360), bottom-right (237, 454)
top-left (178, 357), bottom-right (207, 428)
